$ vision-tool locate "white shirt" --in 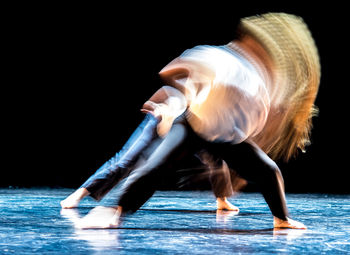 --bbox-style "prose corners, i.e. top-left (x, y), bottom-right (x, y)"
top-left (160, 45), bottom-right (270, 143)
